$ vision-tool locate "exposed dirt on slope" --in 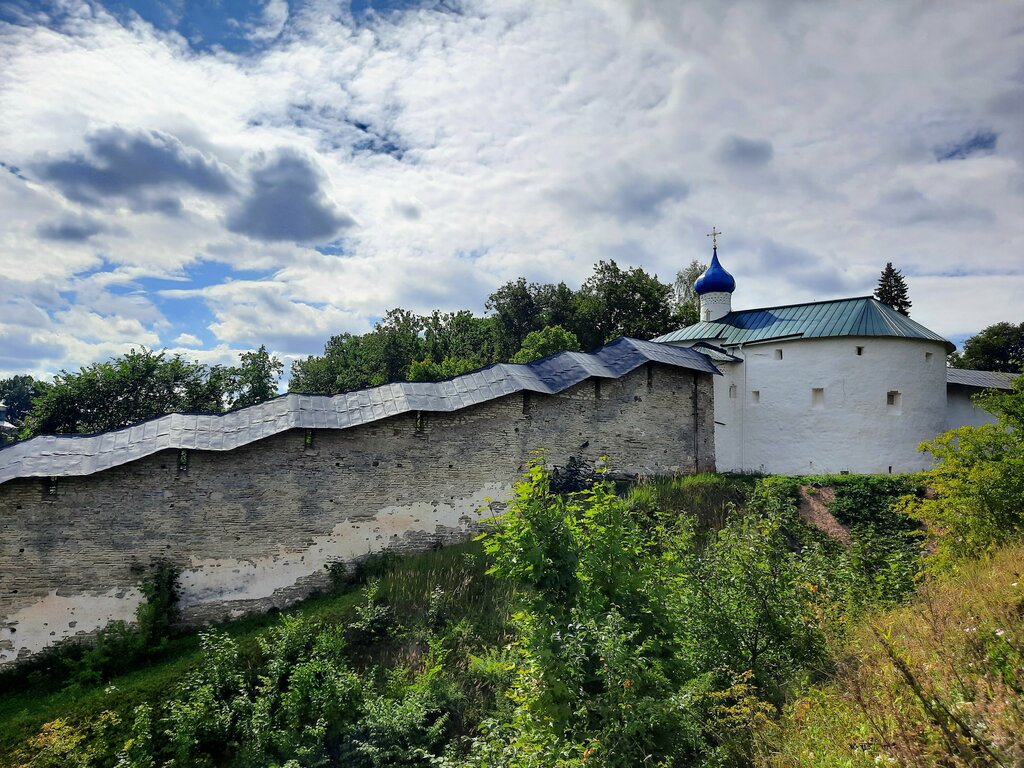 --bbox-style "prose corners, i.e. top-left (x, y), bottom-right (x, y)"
top-left (797, 486), bottom-right (851, 545)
